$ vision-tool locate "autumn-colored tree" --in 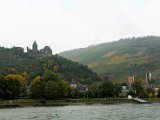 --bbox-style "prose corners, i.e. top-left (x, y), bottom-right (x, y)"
top-left (20, 72), bottom-right (28, 83)
top-left (53, 65), bottom-right (59, 72)
top-left (19, 72), bottom-right (28, 96)
top-left (5, 74), bottom-right (26, 87)
top-left (31, 76), bottom-right (43, 98)
top-left (4, 74), bottom-right (26, 99)
top-left (147, 88), bottom-right (155, 98)
top-left (5, 74), bottom-right (28, 97)
top-left (132, 79), bottom-right (148, 98)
